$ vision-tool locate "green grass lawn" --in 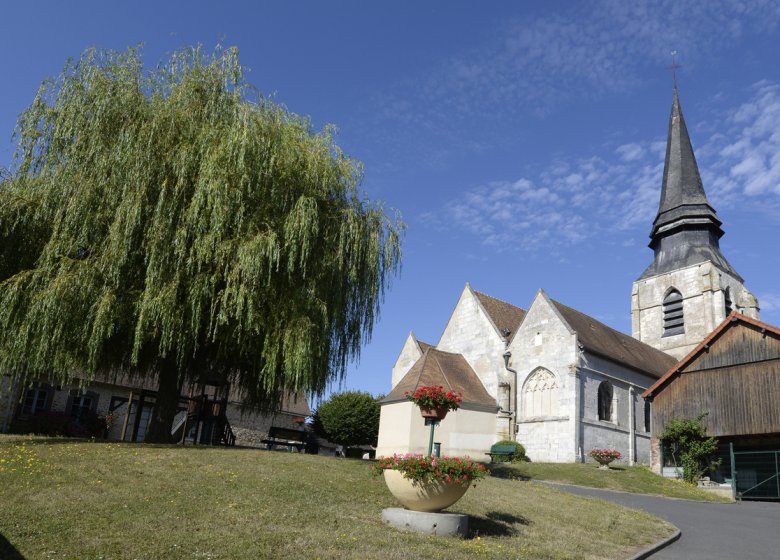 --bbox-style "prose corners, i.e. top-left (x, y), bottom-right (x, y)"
top-left (0, 435), bottom-right (675, 560)
top-left (492, 461), bottom-right (731, 502)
